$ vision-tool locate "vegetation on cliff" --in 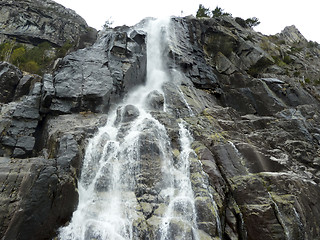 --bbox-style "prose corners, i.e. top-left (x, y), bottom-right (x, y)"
top-left (0, 40), bottom-right (73, 74)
